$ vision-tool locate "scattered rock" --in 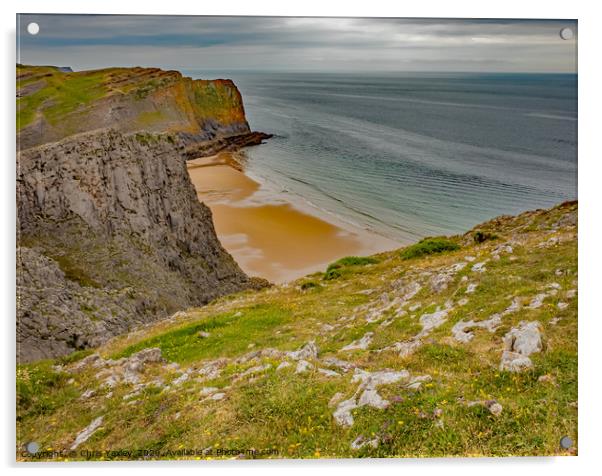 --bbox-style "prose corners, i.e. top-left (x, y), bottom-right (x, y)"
top-left (341, 332), bottom-right (374, 351)
top-left (70, 416), bottom-right (104, 450)
top-left (333, 398), bottom-right (358, 427)
top-left (322, 357), bottom-right (357, 372)
top-left (333, 368), bottom-right (414, 427)
top-left (211, 392), bottom-right (226, 401)
top-left (466, 283), bottom-right (477, 294)
top-left (80, 389), bottom-right (95, 400)
top-left (467, 399), bottom-right (503, 417)
top-left (295, 360), bottom-right (313, 374)
top-left (538, 374), bottom-right (557, 386)
top-left (358, 388), bottom-right (389, 409)
top-left (199, 387), bottom-right (219, 396)
top-left (198, 331), bottom-right (211, 338)
top-left (528, 294), bottom-right (546, 309)
top-left (328, 392), bottom-right (345, 408)
top-left (500, 321), bottom-right (543, 372)
top-left (452, 298), bottom-right (520, 343)
top-left (197, 359), bottom-right (227, 381)
top-left (431, 273), bottom-right (453, 293)
top-left (318, 368), bottom-right (340, 378)
top-left (238, 364), bottom-right (271, 379)
top-left (557, 302), bottom-right (569, 310)
top-left (419, 309), bottom-right (449, 335)
top-left (172, 372), bottom-right (190, 386)
top-left (472, 262), bottom-right (487, 273)
top-left (286, 341), bottom-right (319, 361)
top-left (405, 374), bottom-right (432, 390)
top-left (276, 361), bottom-right (292, 371)
top-left (566, 289), bottom-right (577, 299)
top-left (350, 435), bottom-right (379, 450)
